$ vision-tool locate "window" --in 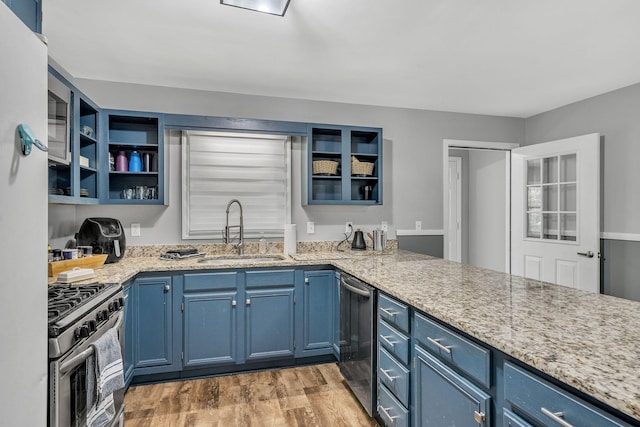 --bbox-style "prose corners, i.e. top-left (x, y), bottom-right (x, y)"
top-left (182, 131), bottom-right (291, 240)
top-left (525, 153), bottom-right (577, 242)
